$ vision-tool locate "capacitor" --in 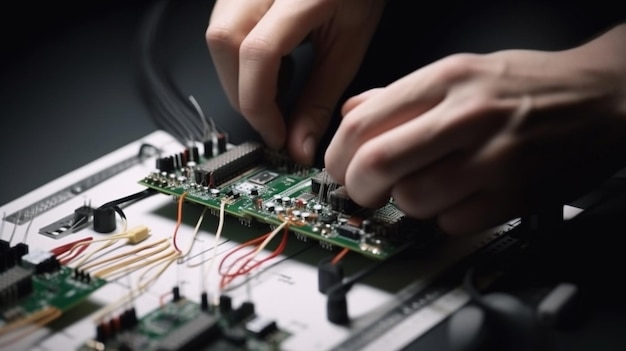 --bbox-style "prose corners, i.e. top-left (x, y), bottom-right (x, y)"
top-left (254, 197), bottom-right (264, 210)
top-left (282, 196), bottom-right (291, 206)
top-left (295, 198), bottom-right (306, 208)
